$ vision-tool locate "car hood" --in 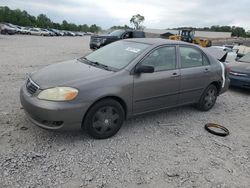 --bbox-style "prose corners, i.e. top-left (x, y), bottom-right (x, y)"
top-left (30, 59), bottom-right (113, 89)
top-left (230, 61), bottom-right (250, 73)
